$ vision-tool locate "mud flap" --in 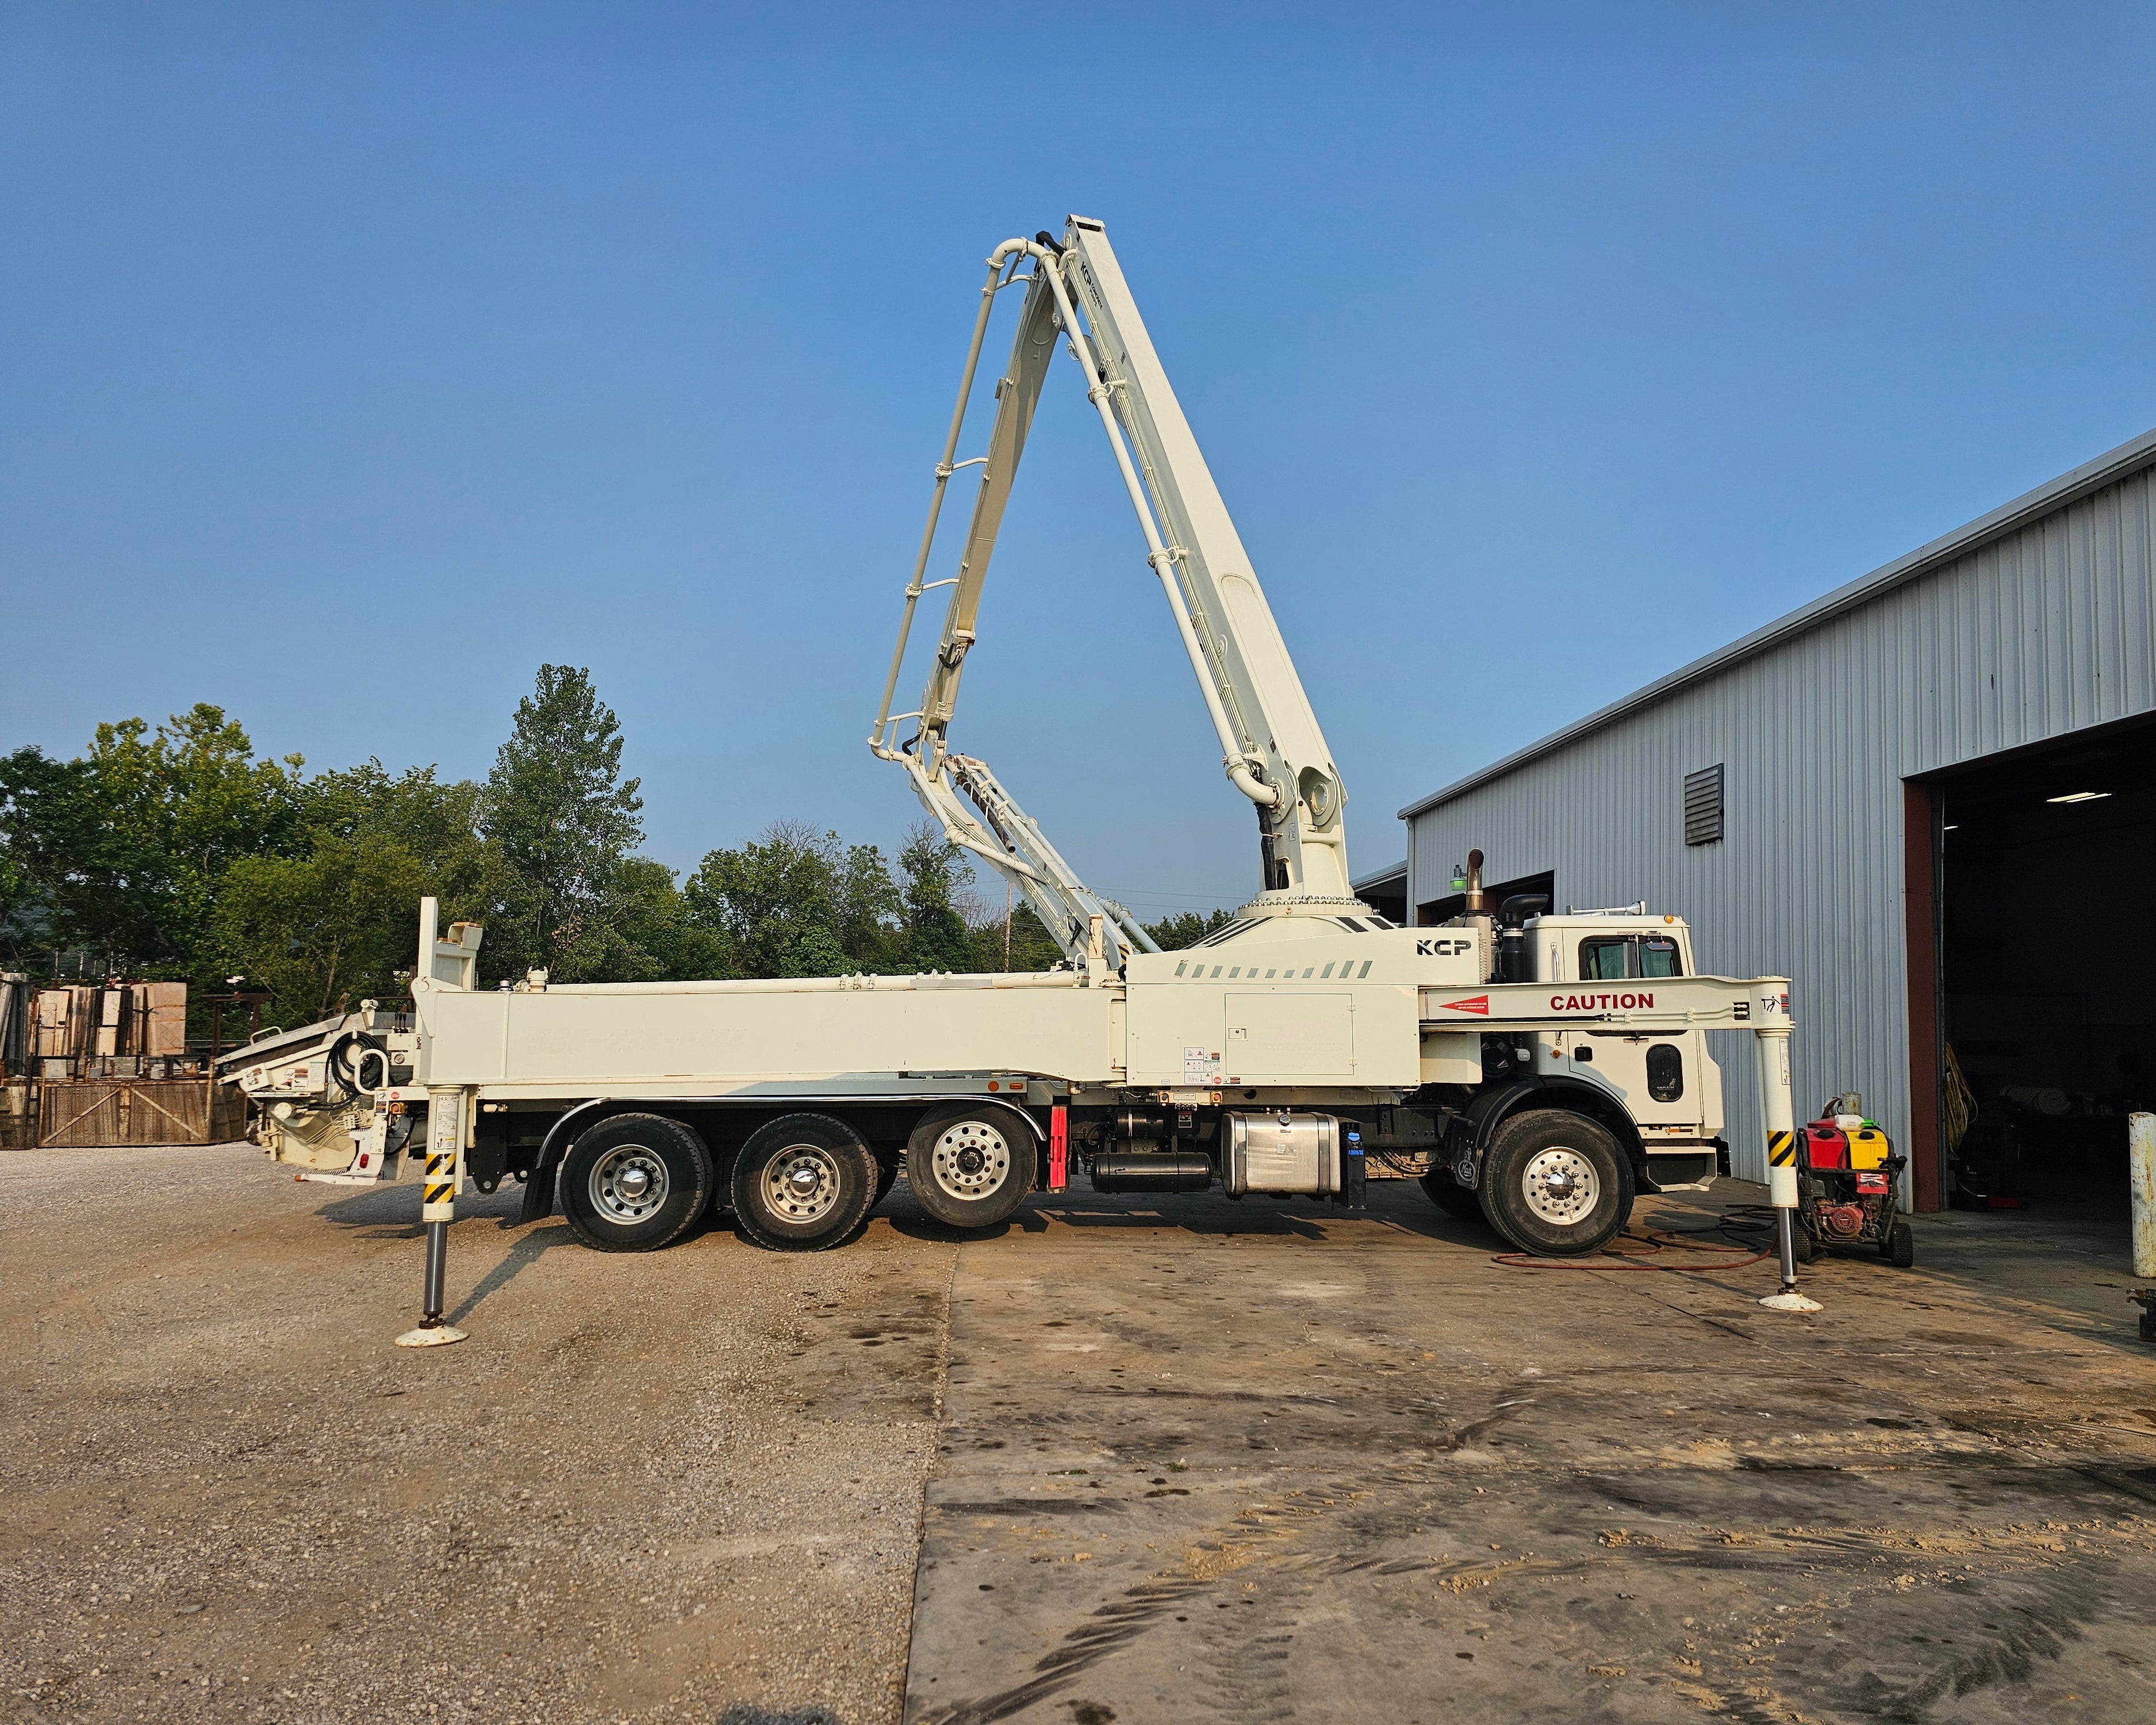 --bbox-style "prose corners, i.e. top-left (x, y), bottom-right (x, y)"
top-left (519, 1099), bottom-right (607, 1224)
